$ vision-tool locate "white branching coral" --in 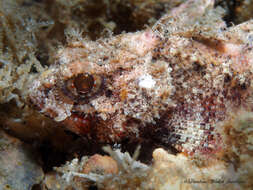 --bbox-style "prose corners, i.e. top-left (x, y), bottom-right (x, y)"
top-left (45, 146), bottom-right (150, 190)
top-left (0, 0), bottom-right (50, 105)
